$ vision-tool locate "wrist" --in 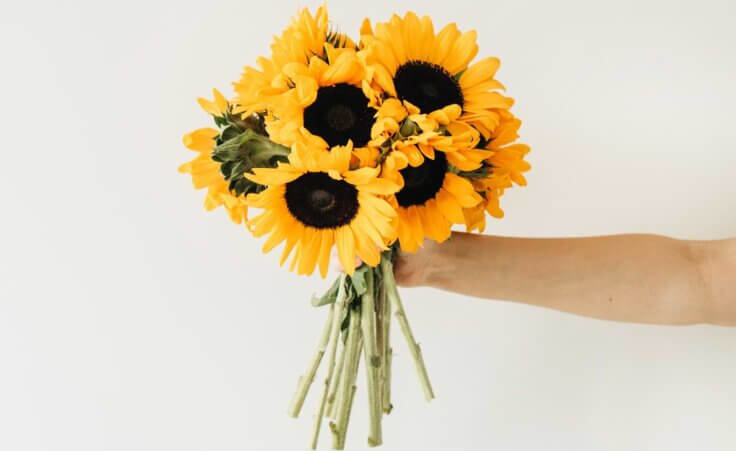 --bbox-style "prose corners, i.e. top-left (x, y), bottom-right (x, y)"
top-left (393, 237), bottom-right (449, 288)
